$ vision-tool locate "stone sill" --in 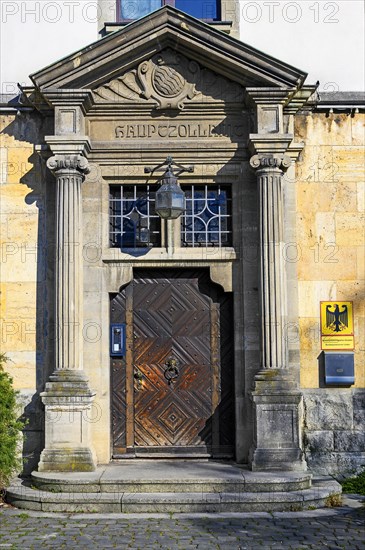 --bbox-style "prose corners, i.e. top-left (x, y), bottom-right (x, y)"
top-left (102, 247), bottom-right (236, 263)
